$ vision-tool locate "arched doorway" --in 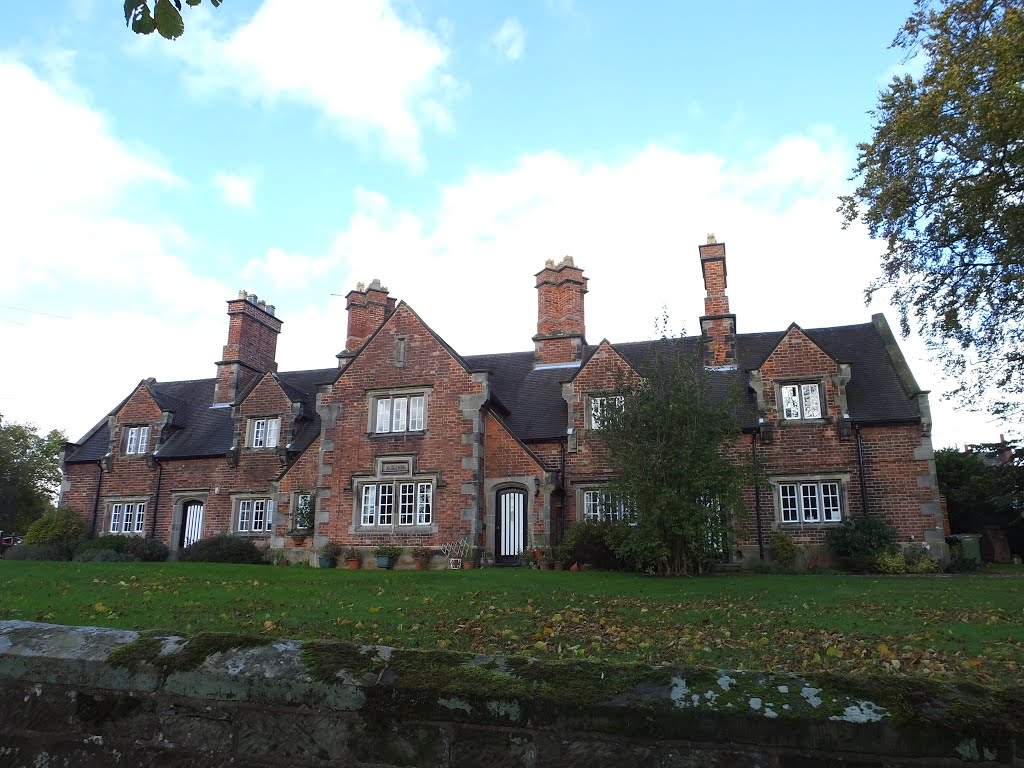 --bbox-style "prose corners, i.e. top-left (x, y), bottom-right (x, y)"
top-left (494, 487), bottom-right (526, 566)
